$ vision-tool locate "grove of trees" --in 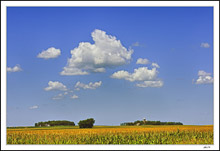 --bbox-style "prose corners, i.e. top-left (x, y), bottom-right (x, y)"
top-left (120, 120), bottom-right (183, 126)
top-left (35, 120), bottom-right (75, 127)
top-left (35, 118), bottom-right (96, 128)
